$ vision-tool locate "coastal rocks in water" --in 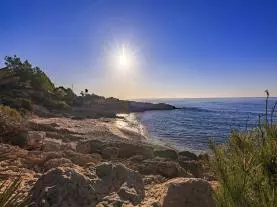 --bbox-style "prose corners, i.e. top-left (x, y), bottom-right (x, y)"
top-left (26, 131), bottom-right (46, 150)
top-left (154, 149), bottom-right (178, 160)
top-left (31, 162), bottom-right (145, 206)
top-left (158, 178), bottom-right (216, 207)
